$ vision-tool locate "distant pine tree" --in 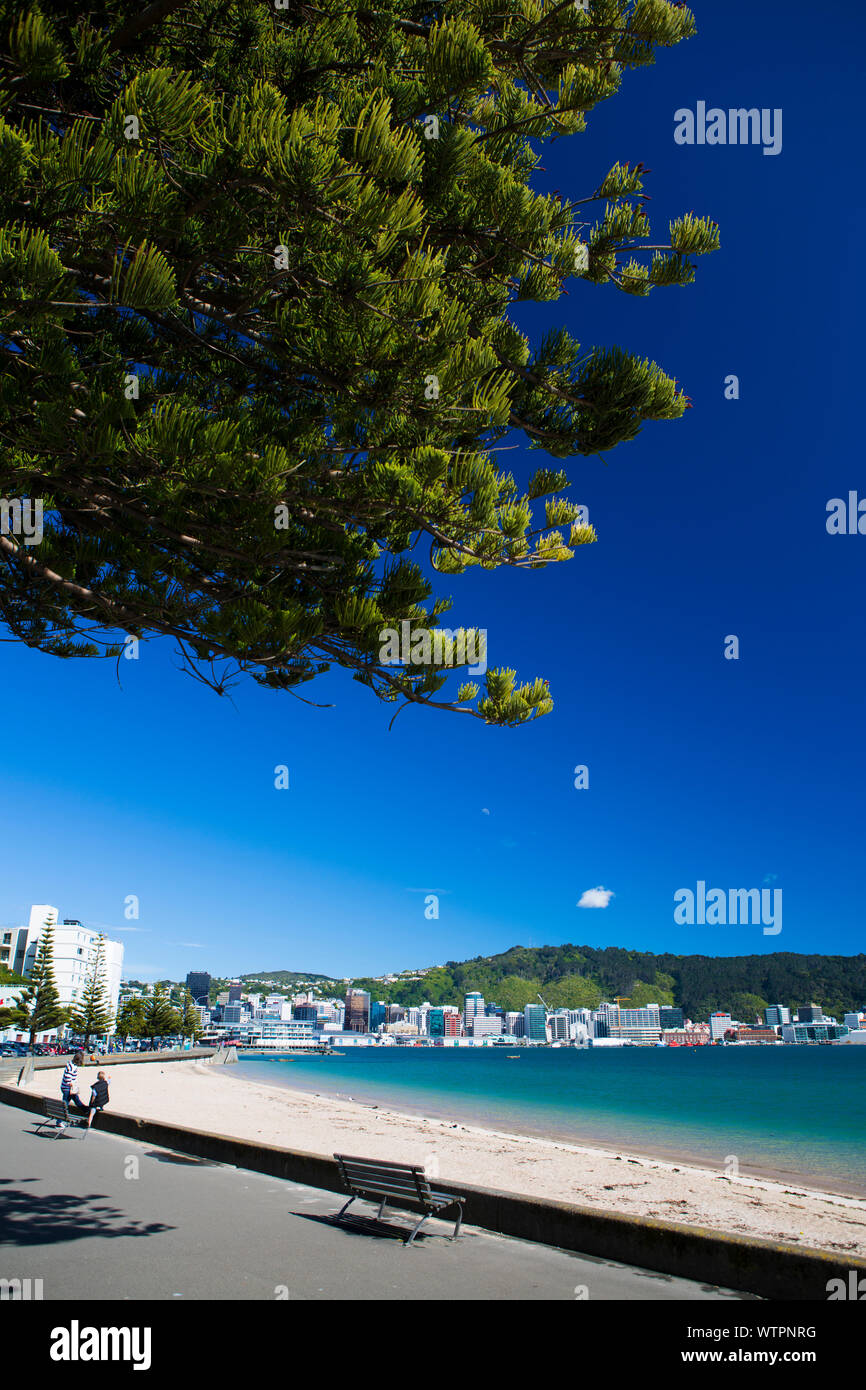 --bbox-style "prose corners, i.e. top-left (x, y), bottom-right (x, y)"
top-left (68, 935), bottom-right (115, 1048)
top-left (142, 985), bottom-right (181, 1047)
top-left (179, 989), bottom-right (202, 1045)
top-left (10, 925), bottom-right (66, 1047)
